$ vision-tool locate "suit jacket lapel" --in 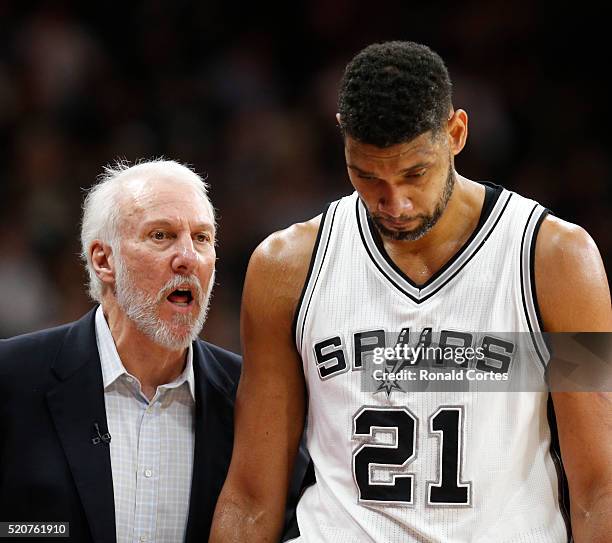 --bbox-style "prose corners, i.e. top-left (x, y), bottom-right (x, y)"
top-left (46, 309), bottom-right (116, 543)
top-left (185, 342), bottom-right (236, 542)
